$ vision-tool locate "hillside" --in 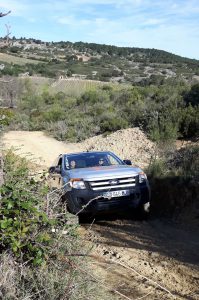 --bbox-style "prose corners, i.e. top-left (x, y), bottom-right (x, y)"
top-left (0, 52), bottom-right (41, 65)
top-left (0, 38), bottom-right (198, 146)
top-left (0, 38), bottom-right (199, 85)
